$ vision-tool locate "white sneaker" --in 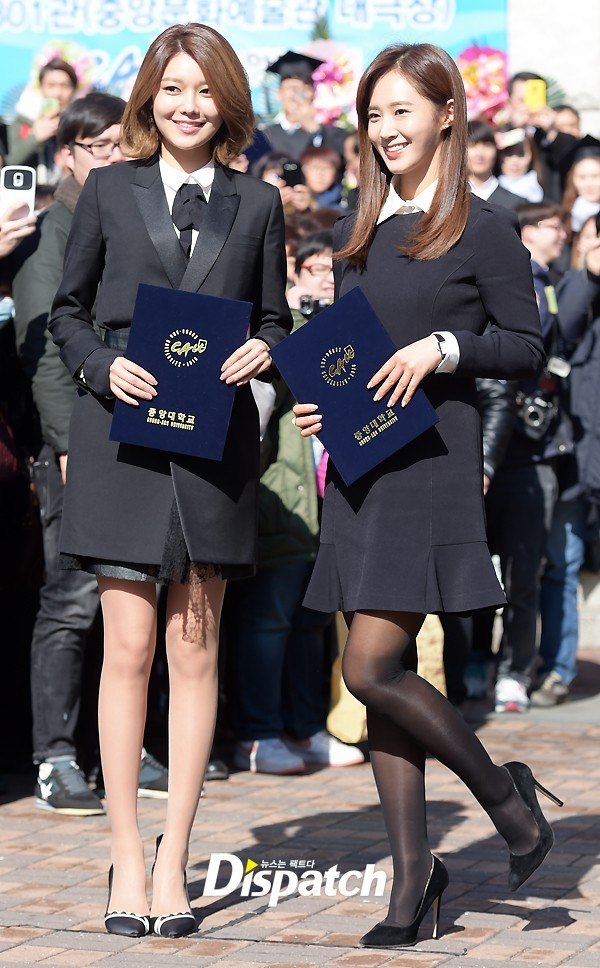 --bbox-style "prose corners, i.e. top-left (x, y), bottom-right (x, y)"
top-left (494, 677), bottom-right (530, 713)
top-left (234, 738), bottom-right (305, 775)
top-left (284, 730), bottom-right (365, 767)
